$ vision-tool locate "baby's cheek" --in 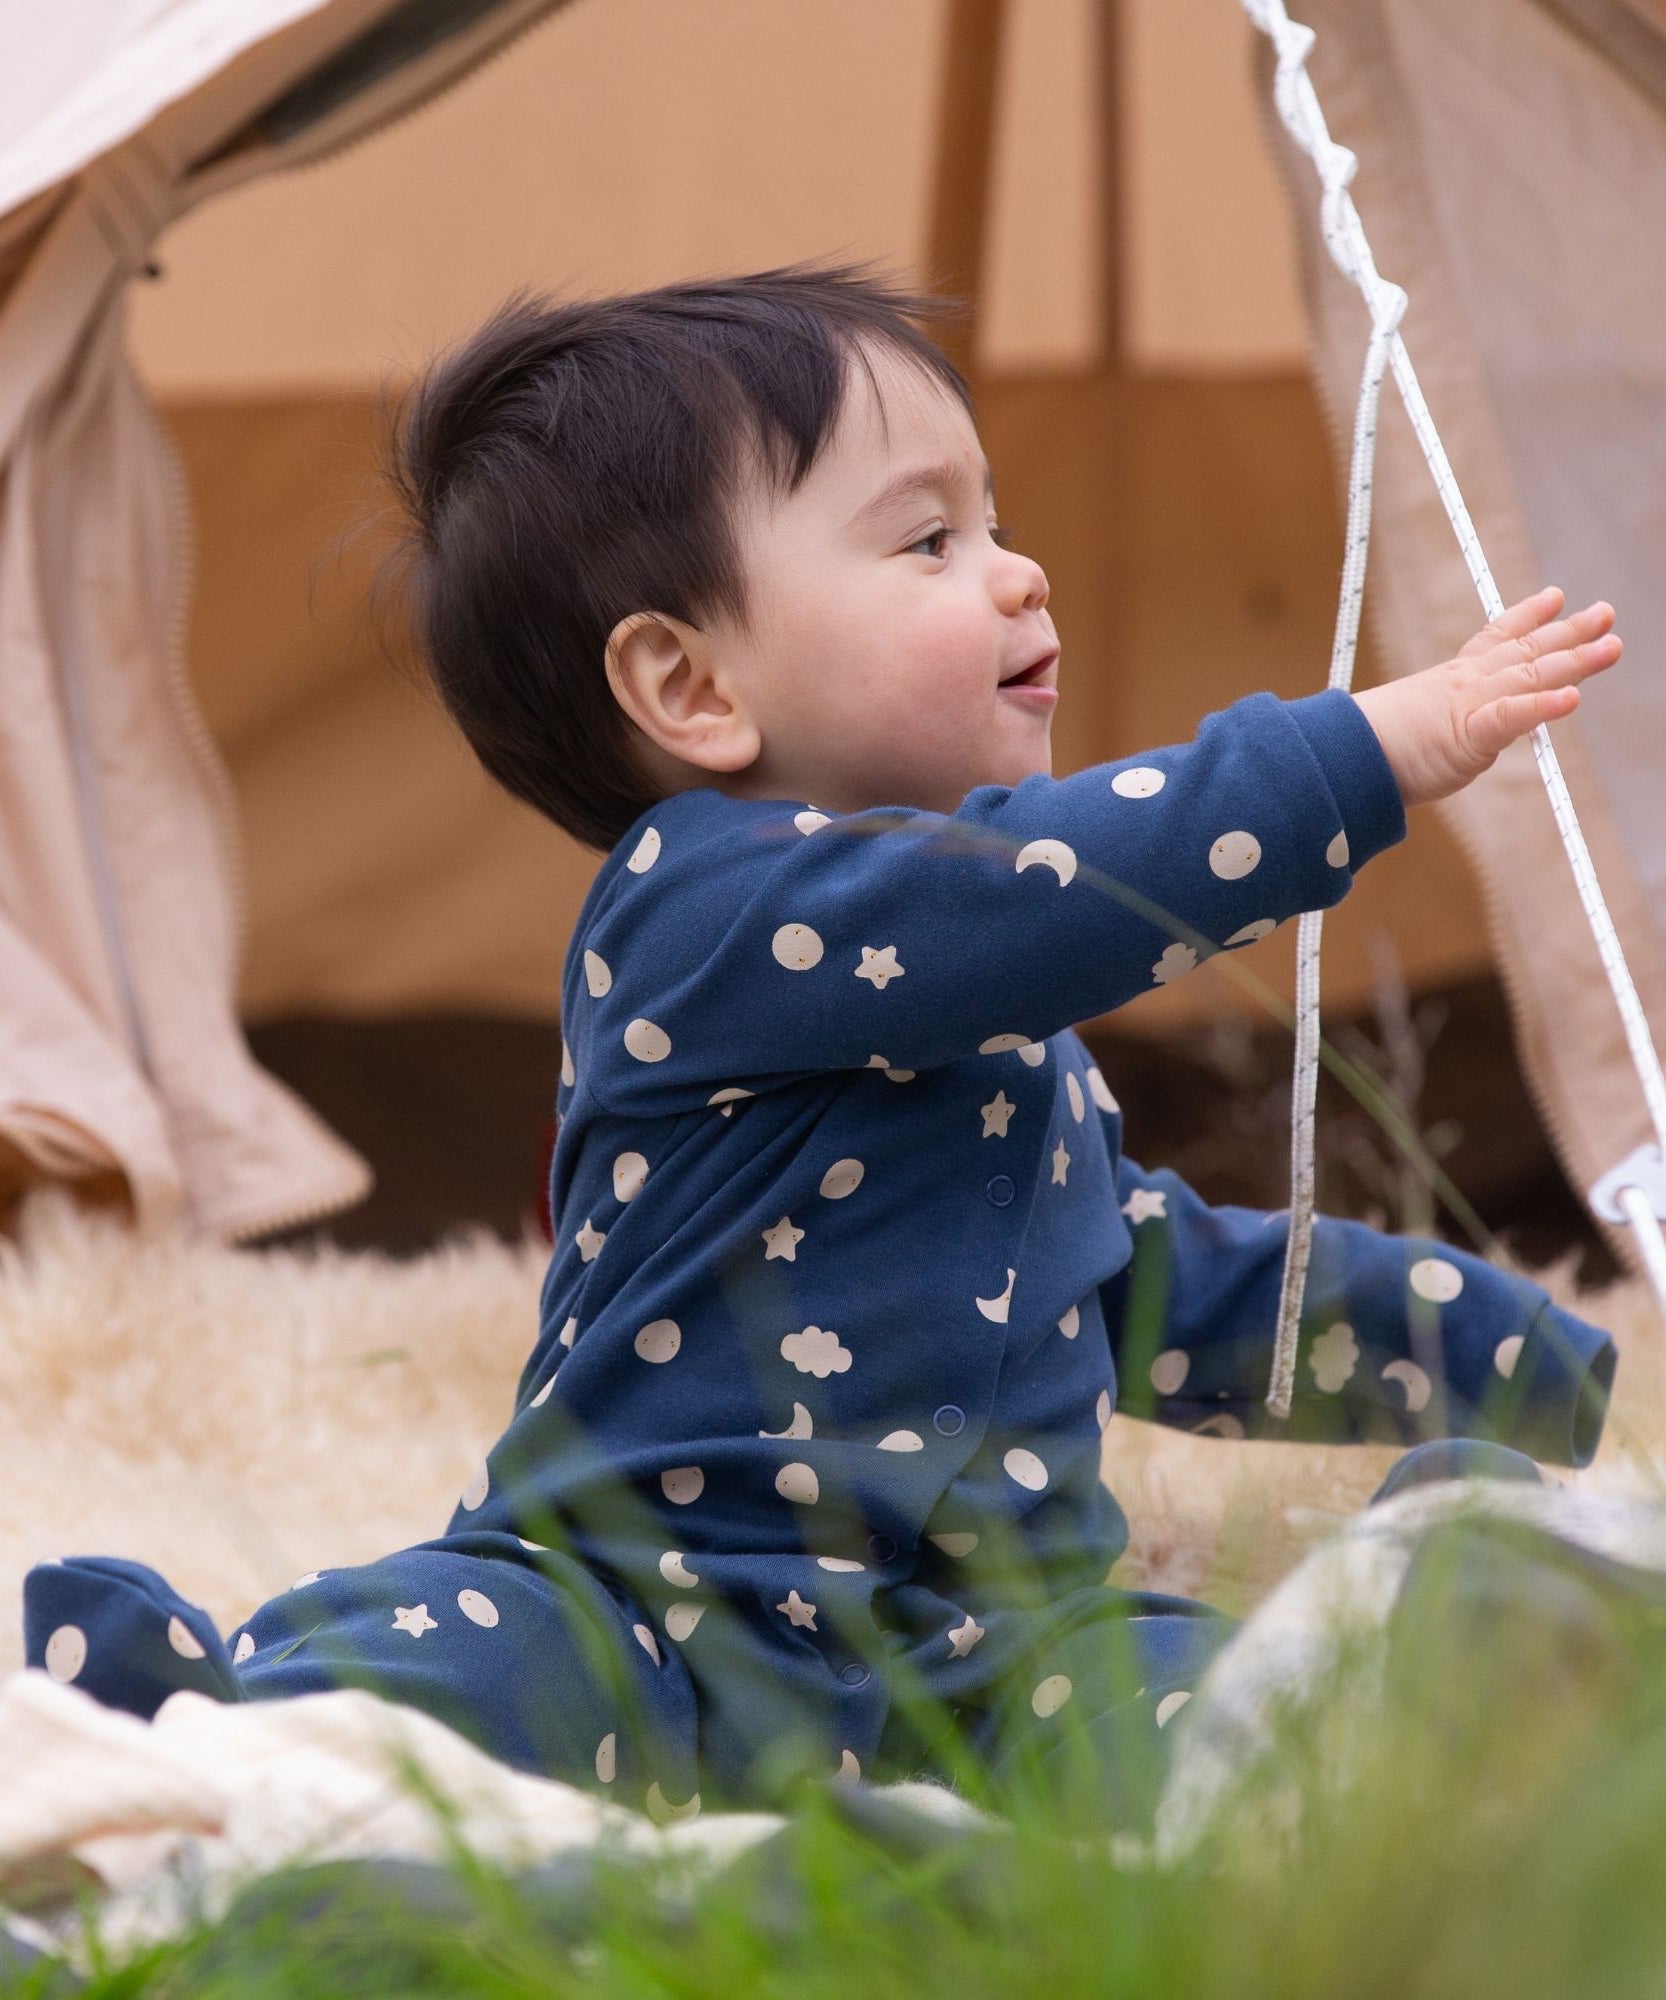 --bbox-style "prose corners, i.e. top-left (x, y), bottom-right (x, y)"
top-left (909, 606), bottom-right (999, 701)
